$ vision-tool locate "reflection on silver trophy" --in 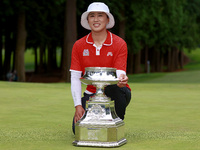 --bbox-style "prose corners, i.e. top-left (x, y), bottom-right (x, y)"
top-left (73, 67), bottom-right (127, 147)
